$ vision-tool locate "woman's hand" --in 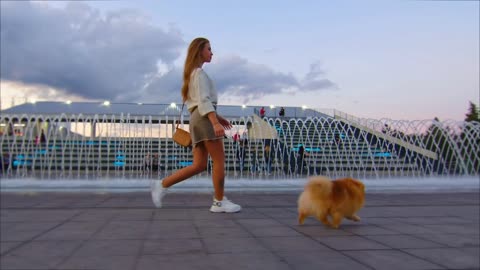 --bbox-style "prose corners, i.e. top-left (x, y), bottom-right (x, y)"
top-left (213, 122), bottom-right (225, 137)
top-left (217, 115), bottom-right (232, 130)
